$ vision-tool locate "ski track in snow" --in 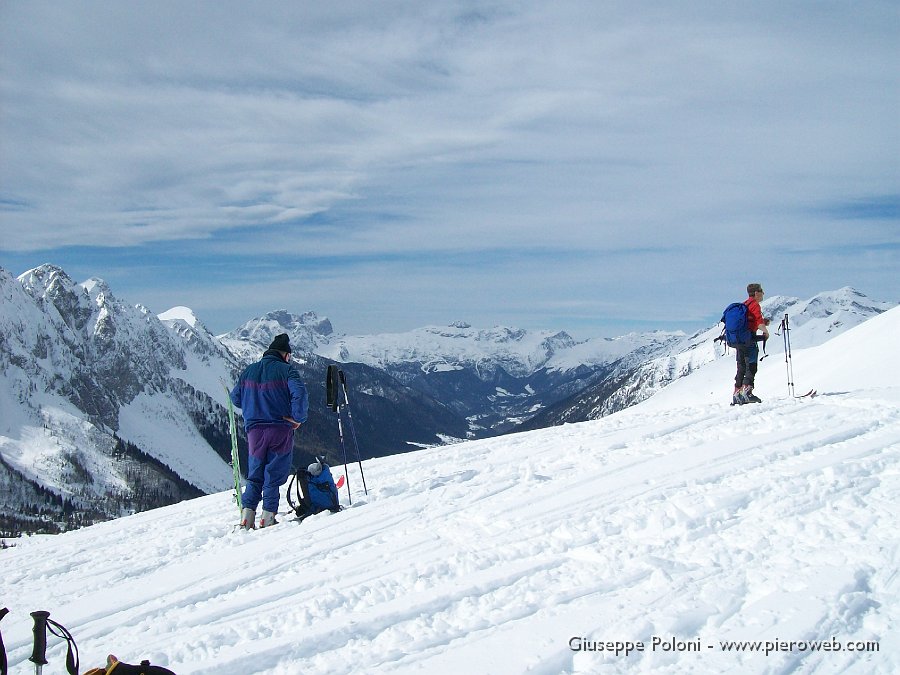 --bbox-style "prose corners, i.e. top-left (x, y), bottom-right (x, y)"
top-left (2, 386), bottom-right (898, 674)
